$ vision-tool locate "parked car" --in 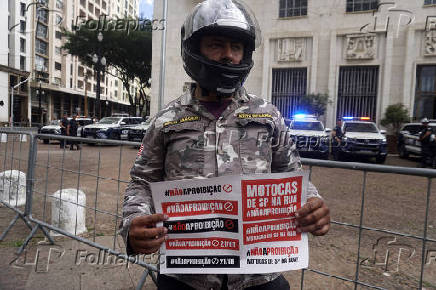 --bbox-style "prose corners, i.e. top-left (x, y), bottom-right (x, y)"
top-left (334, 117), bottom-right (387, 163)
top-left (127, 119), bottom-right (152, 142)
top-left (39, 117), bottom-right (93, 144)
top-left (82, 116), bottom-right (143, 140)
top-left (397, 121), bottom-right (436, 158)
top-left (39, 120), bottom-right (63, 144)
top-left (288, 114), bottom-right (330, 159)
